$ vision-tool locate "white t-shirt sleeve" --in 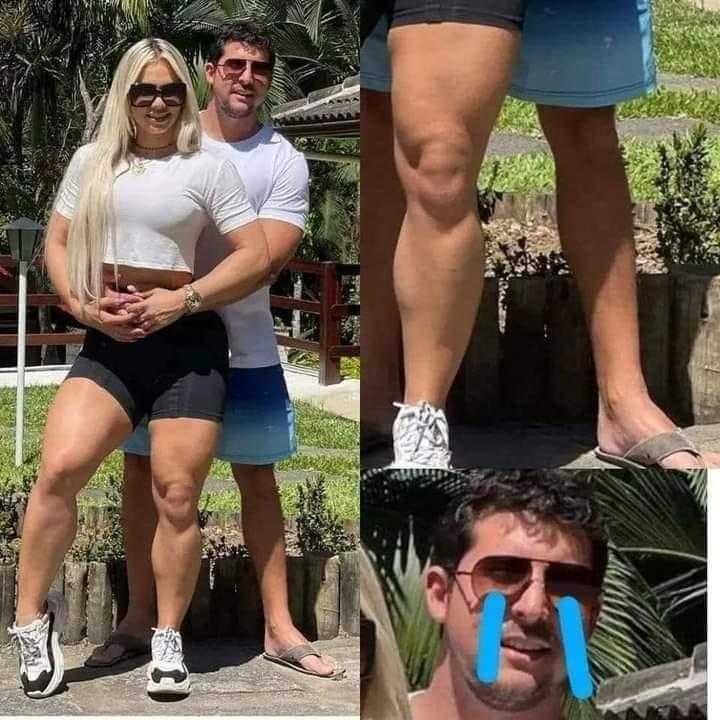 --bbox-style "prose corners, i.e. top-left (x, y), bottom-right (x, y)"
top-left (53, 144), bottom-right (93, 219)
top-left (206, 159), bottom-right (258, 235)
top-left (258, 151), bottom-right (309, 229)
